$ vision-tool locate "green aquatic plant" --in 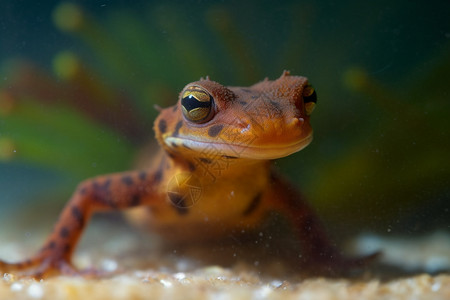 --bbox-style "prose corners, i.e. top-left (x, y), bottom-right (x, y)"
top-left (304, 47), bottom-right (450, 231)
top-left (0, 58), bottom-right (136, 178)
